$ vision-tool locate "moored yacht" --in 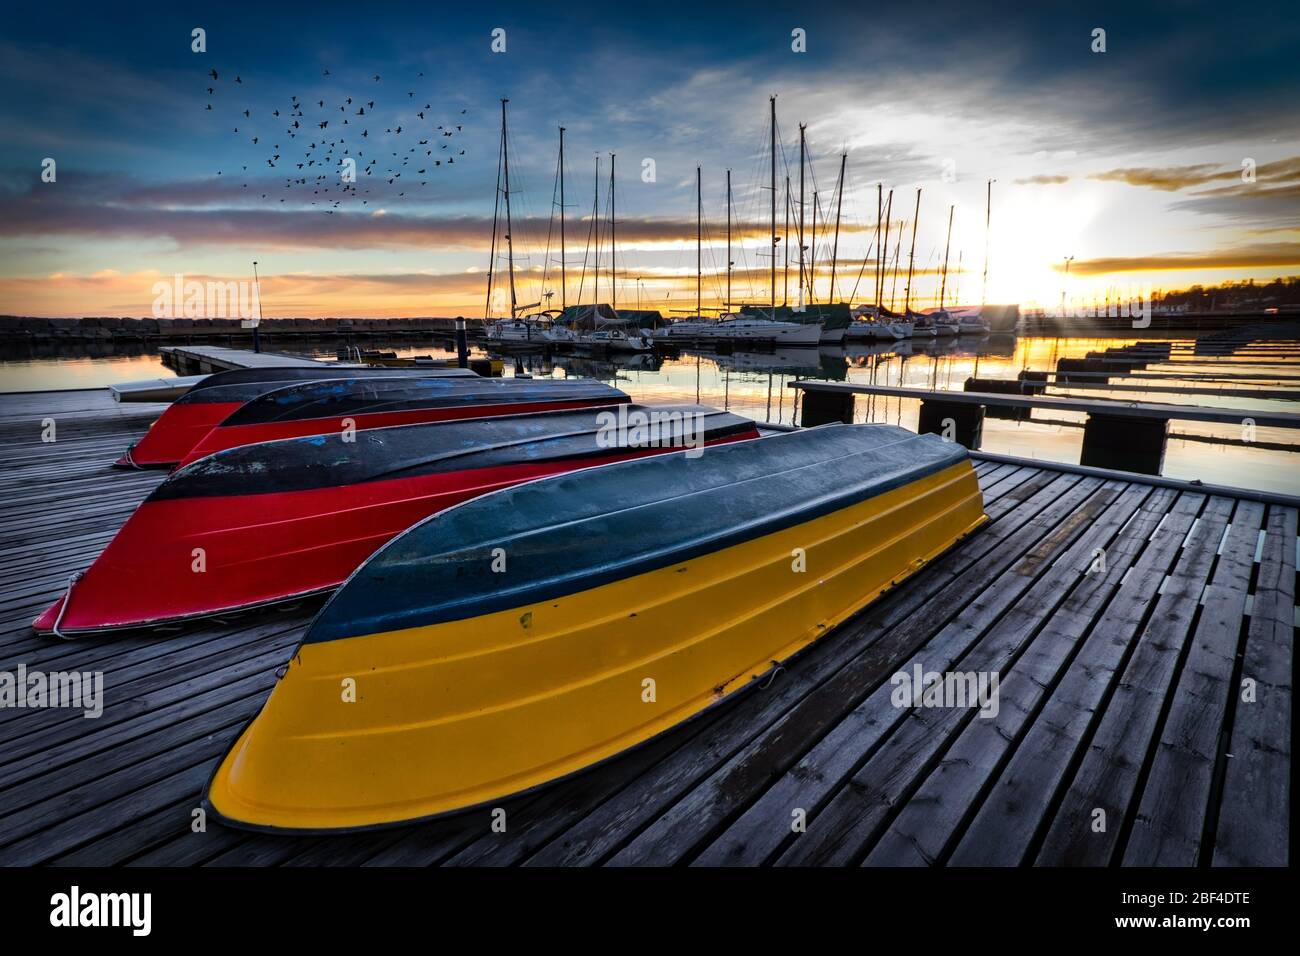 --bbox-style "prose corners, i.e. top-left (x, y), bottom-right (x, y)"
top-left (847, 305), bottom-right (913, 341)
